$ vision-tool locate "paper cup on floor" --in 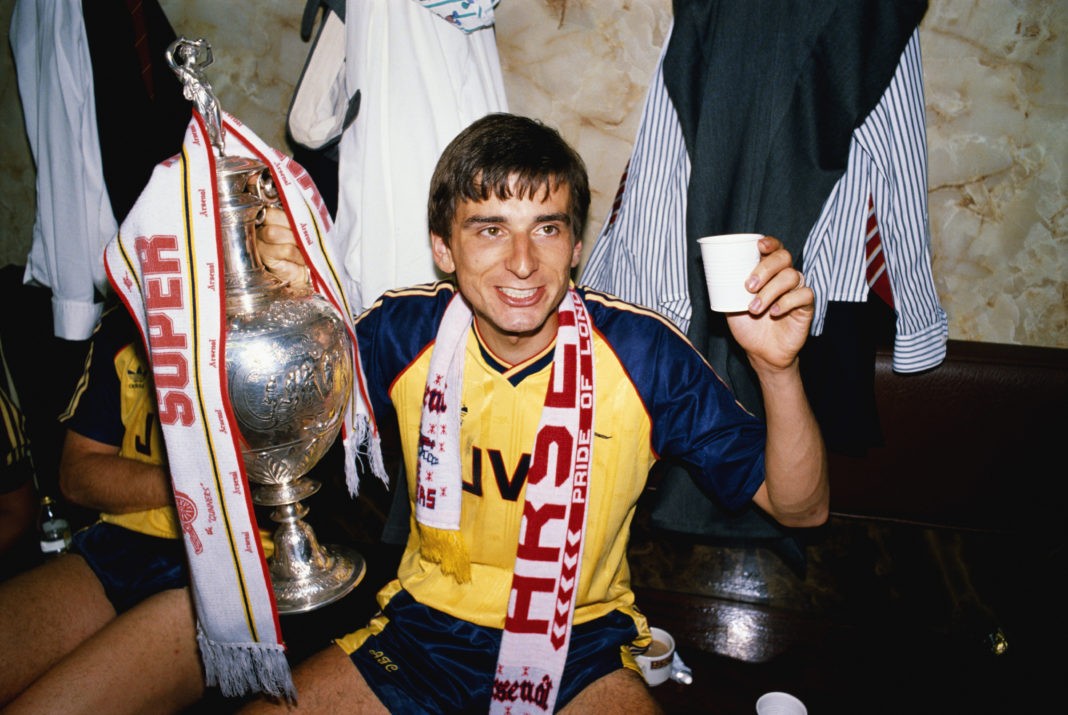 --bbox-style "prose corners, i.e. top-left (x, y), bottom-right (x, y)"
top-left (698, 233), bottom-right (762, 312)
top-left (636, 627), bottom-right (676, 687)
top-left (755, 691), bottom-right (808, 715)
